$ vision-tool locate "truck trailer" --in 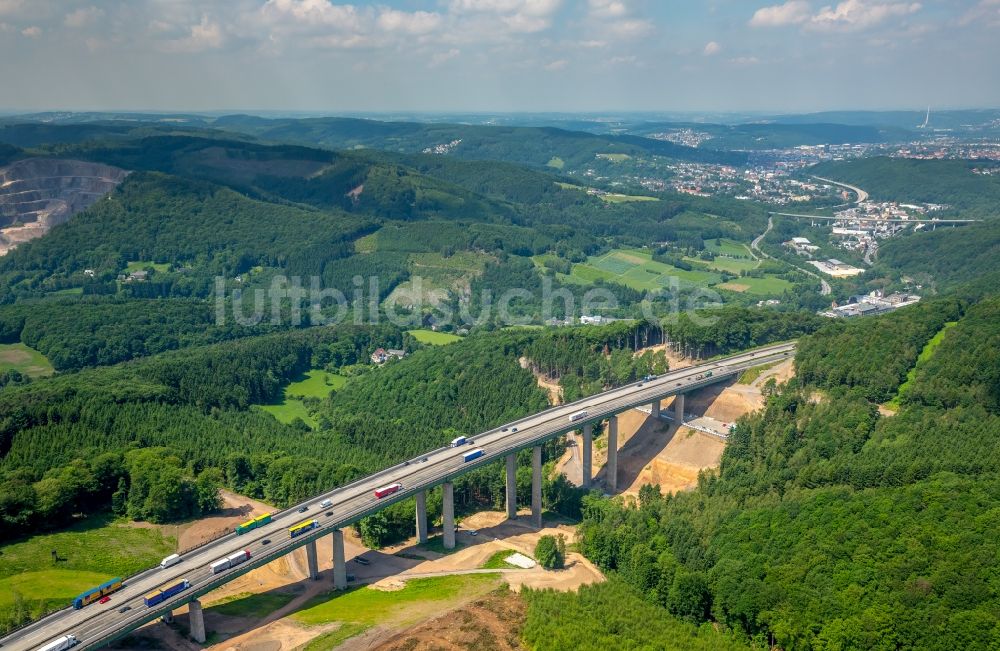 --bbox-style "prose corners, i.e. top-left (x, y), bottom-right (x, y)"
top-left (463, 449), bottom-right (484, 463)
top-left (38, 635), bottom-right (79, 651)
top-left (450, 436), bottom-right (468, 447)
top-left (568, 410), bottom-right (589, 423)
top-left (374, 483), bottom-right (402, 499)
top-left (144, 579), bottom-right (190, 608)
